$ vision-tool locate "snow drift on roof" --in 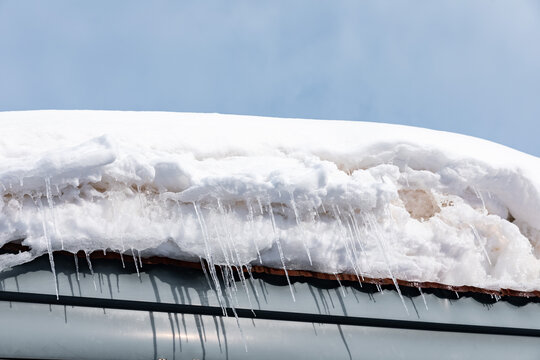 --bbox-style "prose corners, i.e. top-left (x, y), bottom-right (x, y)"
top-left (1, 110), bottom-right (540, 294)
